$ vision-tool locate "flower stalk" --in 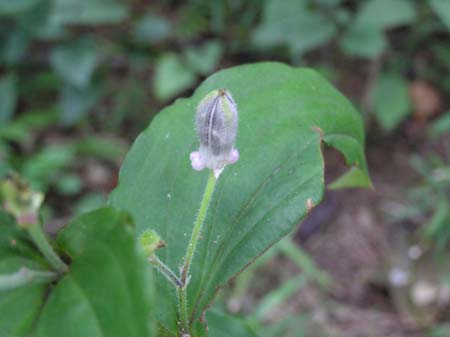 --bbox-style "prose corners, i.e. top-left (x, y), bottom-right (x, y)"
top-left (144, 89), bottom-right (238, 336)
top-left (27, 224), bottom-right (68, 273)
